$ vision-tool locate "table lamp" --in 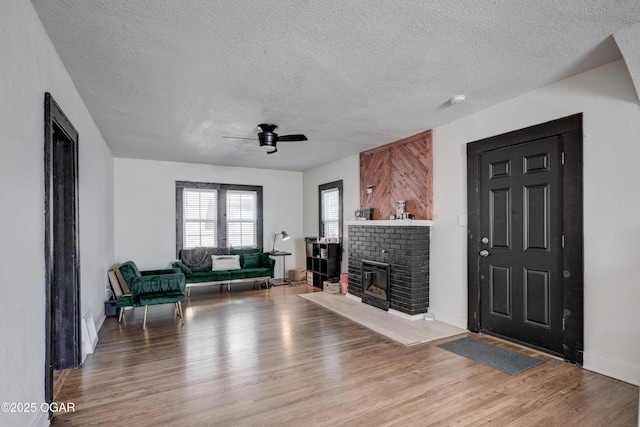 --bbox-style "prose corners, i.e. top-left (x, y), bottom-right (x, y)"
top-left (271, 230), bottom-right (290, 253)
